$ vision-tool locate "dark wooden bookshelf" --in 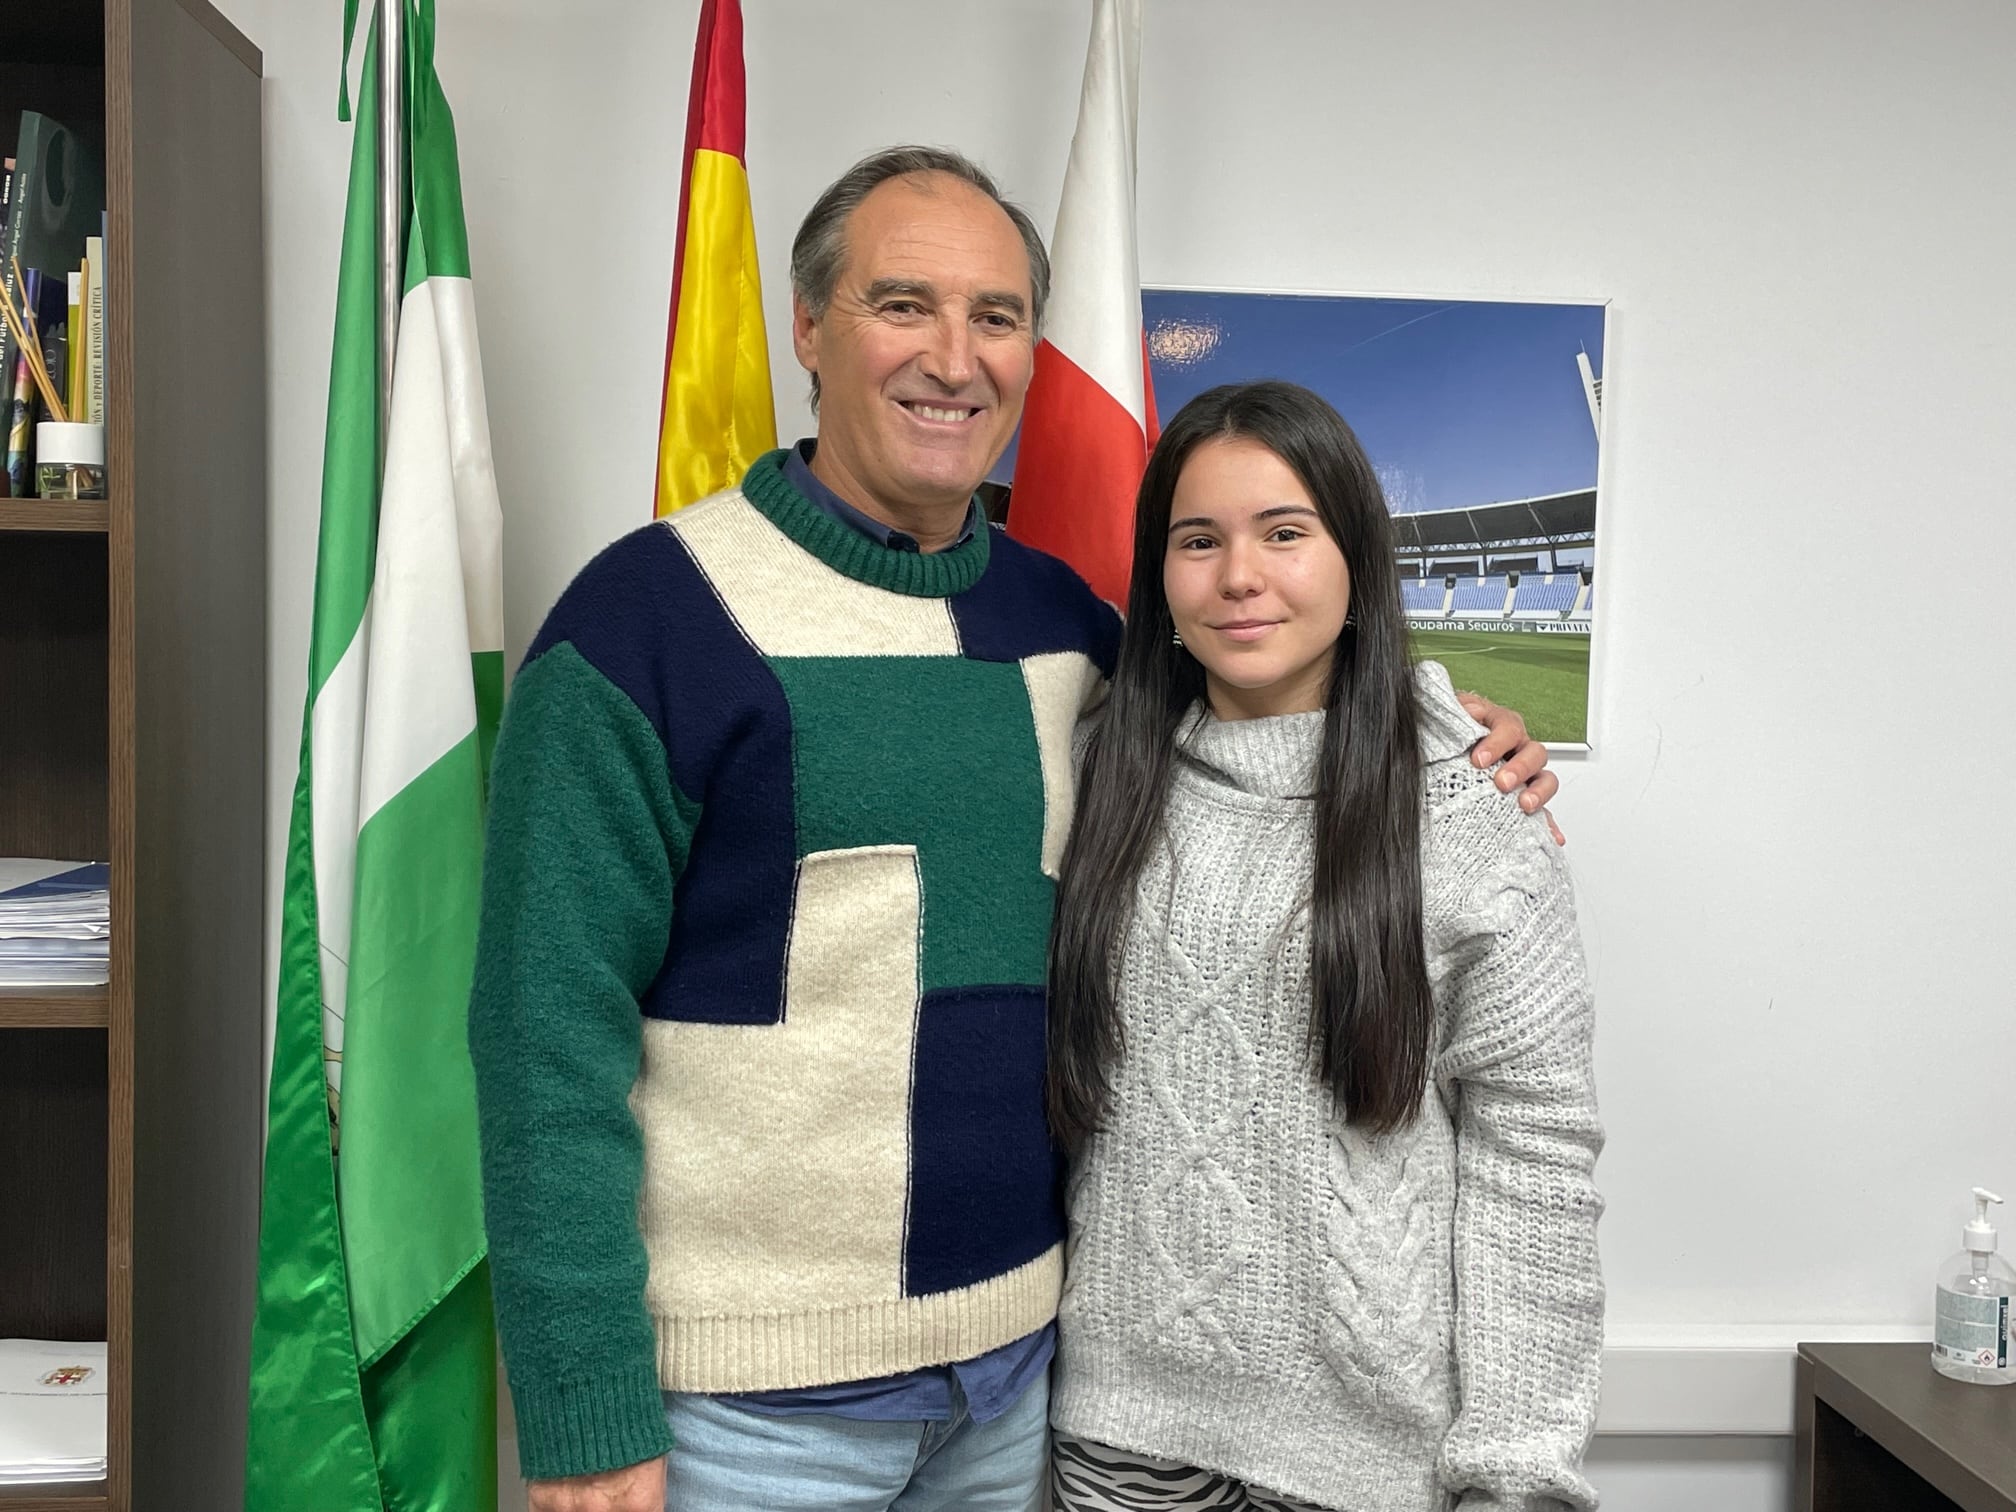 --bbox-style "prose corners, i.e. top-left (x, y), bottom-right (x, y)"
top-left (0, 501), bottom-right (110, 533)
top-left (0, 985), bottom-right (109, 1027)
top-left (0, 1486), bottom-right (109, 1508)
top-left (0, 0), bottom-right (264, 1507)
